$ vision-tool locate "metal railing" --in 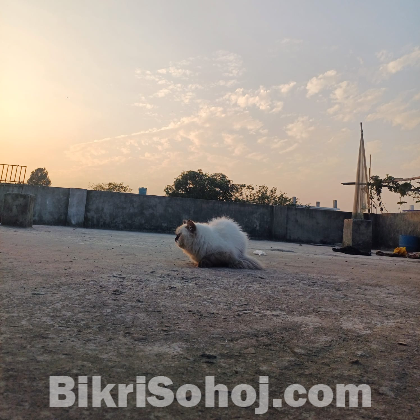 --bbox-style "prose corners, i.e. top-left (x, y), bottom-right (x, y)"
top-left (0, 164), bottom-right (27, 184)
